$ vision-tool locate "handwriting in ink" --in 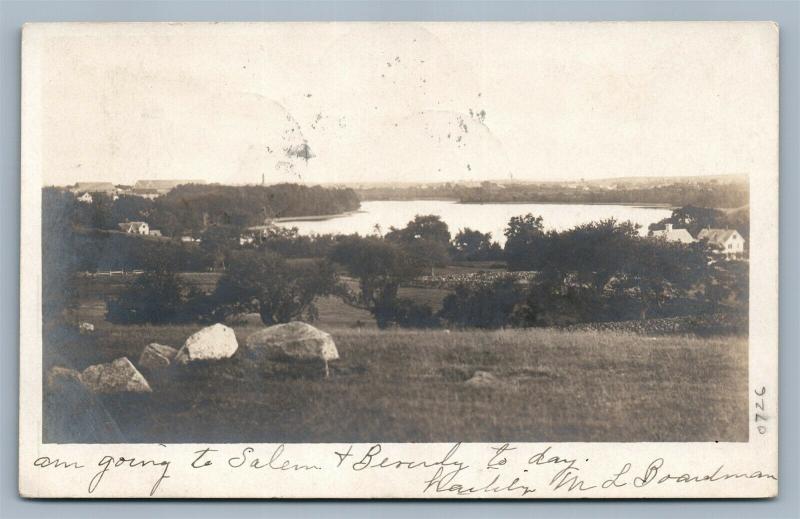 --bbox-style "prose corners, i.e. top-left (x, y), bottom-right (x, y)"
top-left (487, 443), bottom-right (516, 469)
top-left (349, 443), bottom-right (468, 473)
top-left (633, 458), bottom-right (777, 486)
top-left (227, 444), bottom-right (321, 471)
top-left (527, 446), bottom-right (596, 492)
top-left (423, 468), bottom-right (536, 496)
top-left (88, 455), bottom-right (171, 496)
top-left (33, 456), bottom-right (84, 470)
